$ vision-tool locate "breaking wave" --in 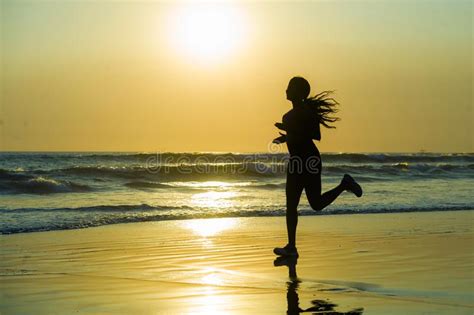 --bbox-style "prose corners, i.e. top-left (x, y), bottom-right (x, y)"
top-left (0, 169), bottom-right (91, 194)
top-left (1, 204), bottom-right (472, 234)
